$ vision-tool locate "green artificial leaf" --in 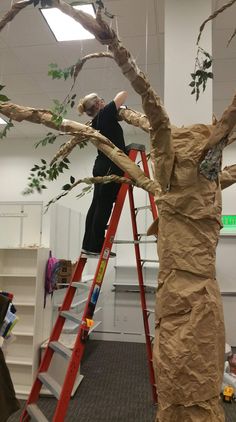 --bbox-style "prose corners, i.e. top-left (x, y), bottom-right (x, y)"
top-left (190, 46), bottom-right (213, 101)
top-left (0, 85), bottom-right (5, 91)
top-left (62, 184), bottom-right (71, 191)
top-left (0, 94), bottom-right (10, 102)
top-left (0, 120), bottom-right (14, 139)
top-left (70, 176), bottom-right (75, 184)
